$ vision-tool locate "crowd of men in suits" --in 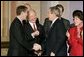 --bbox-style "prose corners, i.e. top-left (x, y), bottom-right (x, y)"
top-left (7, 3), bottom-right (77, 56)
